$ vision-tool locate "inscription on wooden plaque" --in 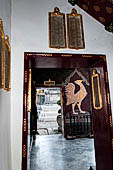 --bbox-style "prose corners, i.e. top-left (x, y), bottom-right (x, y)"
top-left (49, 7), bottom-right (66, 49)
top-left (67, 9), bottom-right (85, 49)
